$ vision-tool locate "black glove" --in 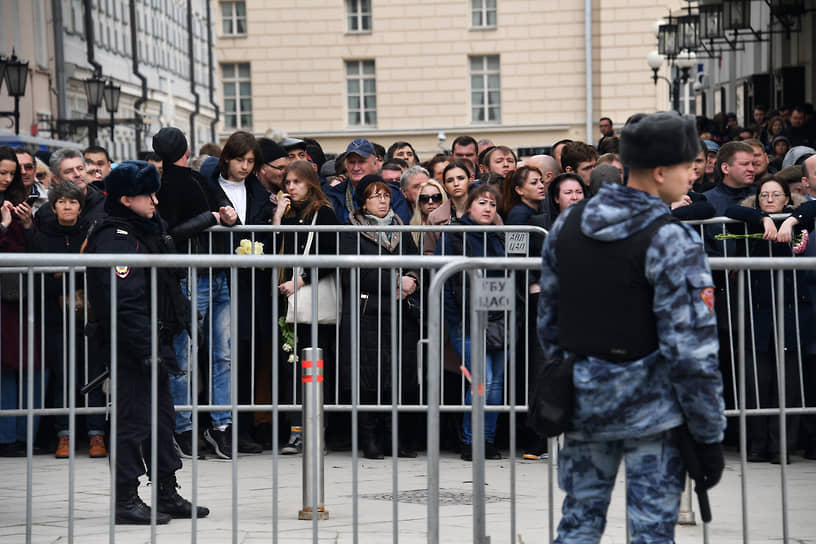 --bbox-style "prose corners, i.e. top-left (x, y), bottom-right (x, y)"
top-left (695, 442), bottom-right (724, 490)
